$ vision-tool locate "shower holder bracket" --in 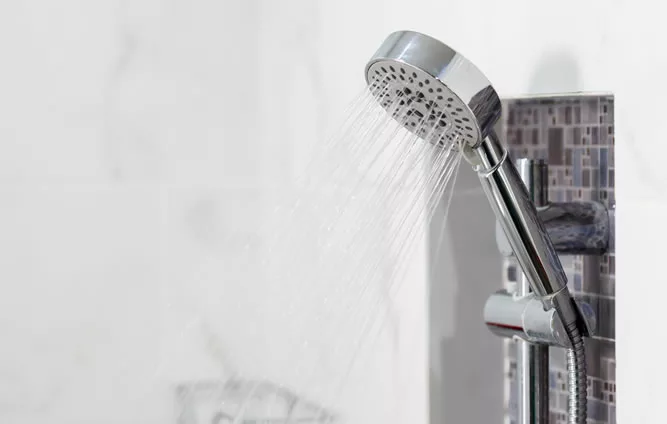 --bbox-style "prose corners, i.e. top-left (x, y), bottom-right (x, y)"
top-left (483, 289), bottom-right (597, 348)
top-left (495, 201), bottom-right (614, 256)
